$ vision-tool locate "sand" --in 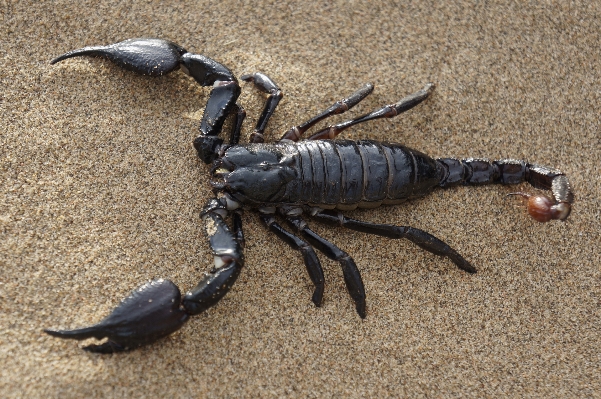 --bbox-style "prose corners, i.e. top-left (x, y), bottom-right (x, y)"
top-left (2, 1), bottom-right (600, 397)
